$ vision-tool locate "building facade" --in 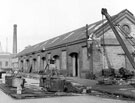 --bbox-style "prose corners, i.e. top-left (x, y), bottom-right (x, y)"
top-left (0, 41), bottom-right (12, 71)
top-left (0, 52), bottom-right (12, 71)
top-left (17, 9), bottom-right (135, 78)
